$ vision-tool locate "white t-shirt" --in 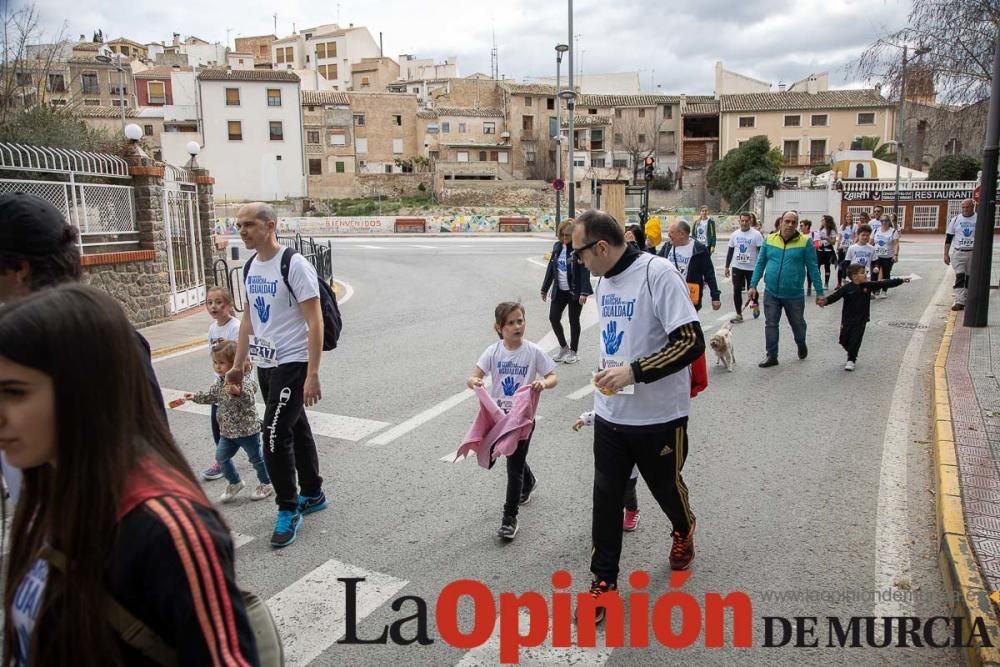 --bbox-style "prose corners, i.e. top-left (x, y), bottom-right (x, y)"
top-left (664, 240), bottom-right (696, 280)
top-left (947, 213), bottom-right (977, 250)
top-left (208, 317), bottom-right (241, 346)
top-left (839, 225), bottom-right (855, 250)
top-left (816, 228), bottom-right (836, 250)
top-left (594, 253), bottom-right (699, 426)
top-left (477, 340), bottom-right (556, 413)
top-left (845, 243), bottom-right (877, 274)
top-left (245, 252), bottom-right (320, 365)
top-left (728, 229), bottom-right (764, 272)
top-left (11, 558), bottom-right (48, 664)
top-left (873, 228), bottom-right (899, 258)
top-left (556, 246), bottom-right (570, 291)
top-left (695, 220), bottom-right (712, 249)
